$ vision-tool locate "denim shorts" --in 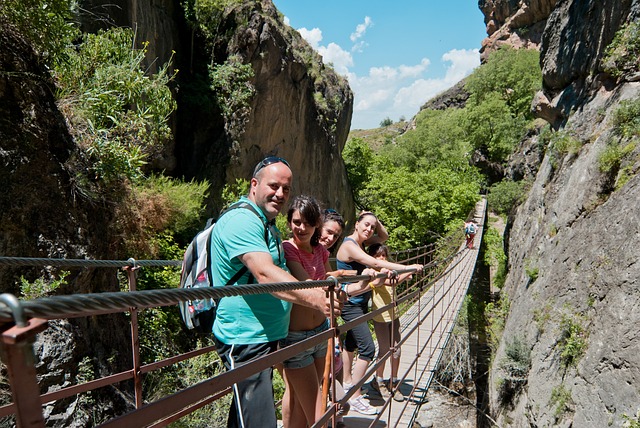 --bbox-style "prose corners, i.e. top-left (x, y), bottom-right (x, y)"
top-left (280, 319), bottom-right (329, 369)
